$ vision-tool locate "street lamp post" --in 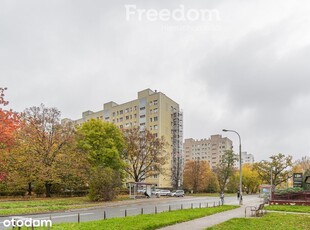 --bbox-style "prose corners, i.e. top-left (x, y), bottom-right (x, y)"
top-left (222, 129), bottom-right (243, 205)
top-left (270, 166), bottom-right (274, 201)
